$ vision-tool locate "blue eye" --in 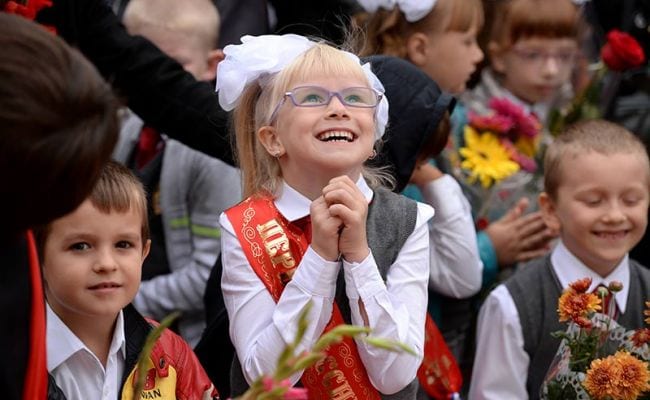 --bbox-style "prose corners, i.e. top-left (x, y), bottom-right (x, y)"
top-left (344, 94), bottom-right (362, 104)
top-left (299, 93), bottom-right (325, 105)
